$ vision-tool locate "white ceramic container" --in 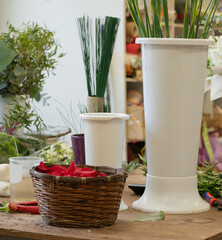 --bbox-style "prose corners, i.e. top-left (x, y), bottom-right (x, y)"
top-left (81, 113), bottom-right (129, 168)
top-left (132, 38), bottom-right (213, 214)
